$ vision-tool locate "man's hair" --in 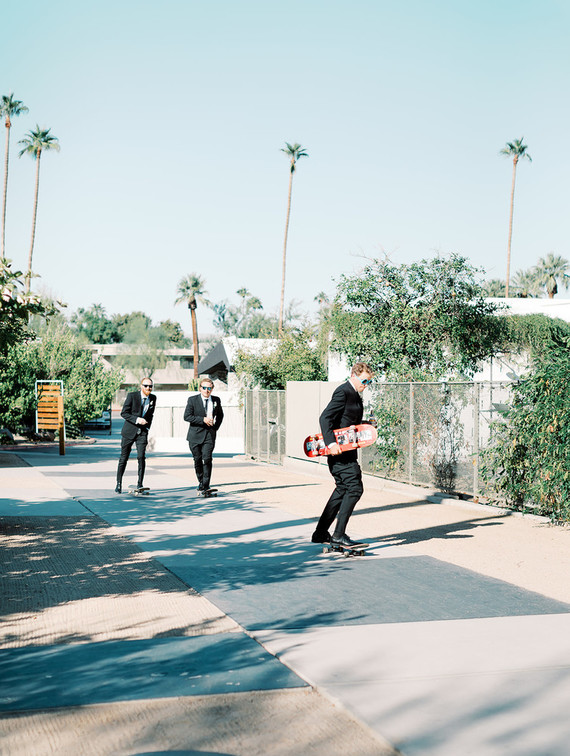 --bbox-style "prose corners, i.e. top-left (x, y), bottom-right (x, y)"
top-left (351, 362), bottom-right (373, 377)
top-left (141, 377), bottom-right (153, 385)
top-left (200, 379), bottom-right (214, 388)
